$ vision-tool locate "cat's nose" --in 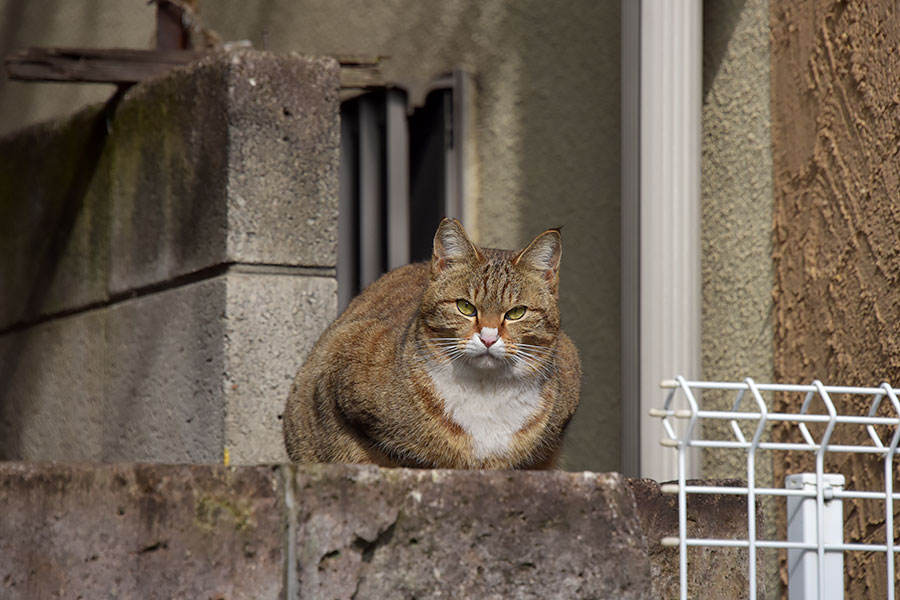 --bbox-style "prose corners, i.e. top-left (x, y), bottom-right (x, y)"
top-left (479, 328), bottom-right (499, 348)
